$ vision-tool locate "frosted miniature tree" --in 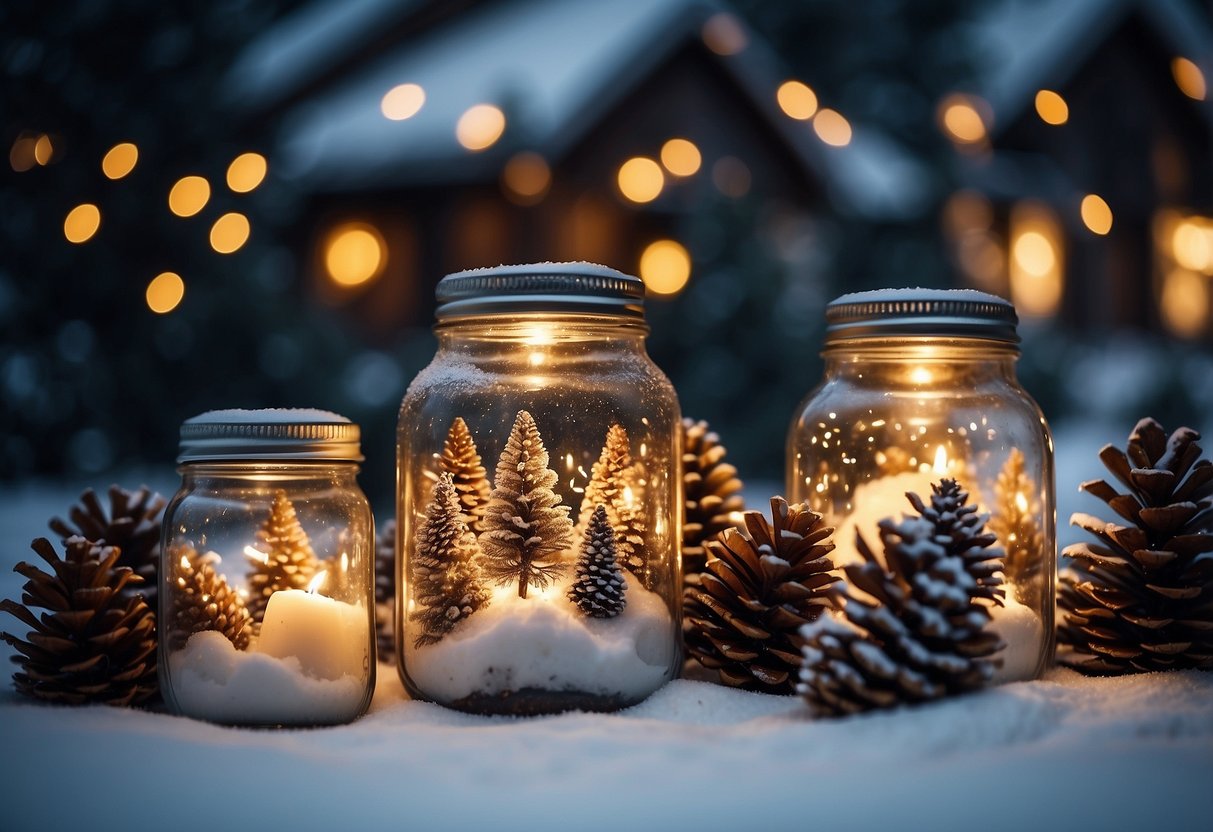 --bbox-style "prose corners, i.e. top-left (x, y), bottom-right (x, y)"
top-left (989, 449), bottom-right (1042, 608)
top-left (579, 424), bottom-right (646, 575)
top-left (480, 410), bottom-right (574, 598)
top-left (438, 417), bottom-right (492, 534)
top-left (410, 473), bottom-right (489, 647)
top-left (568, 505), bottom-right (627, 618)
top-left (246, 490), bottom-right (320, 628)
